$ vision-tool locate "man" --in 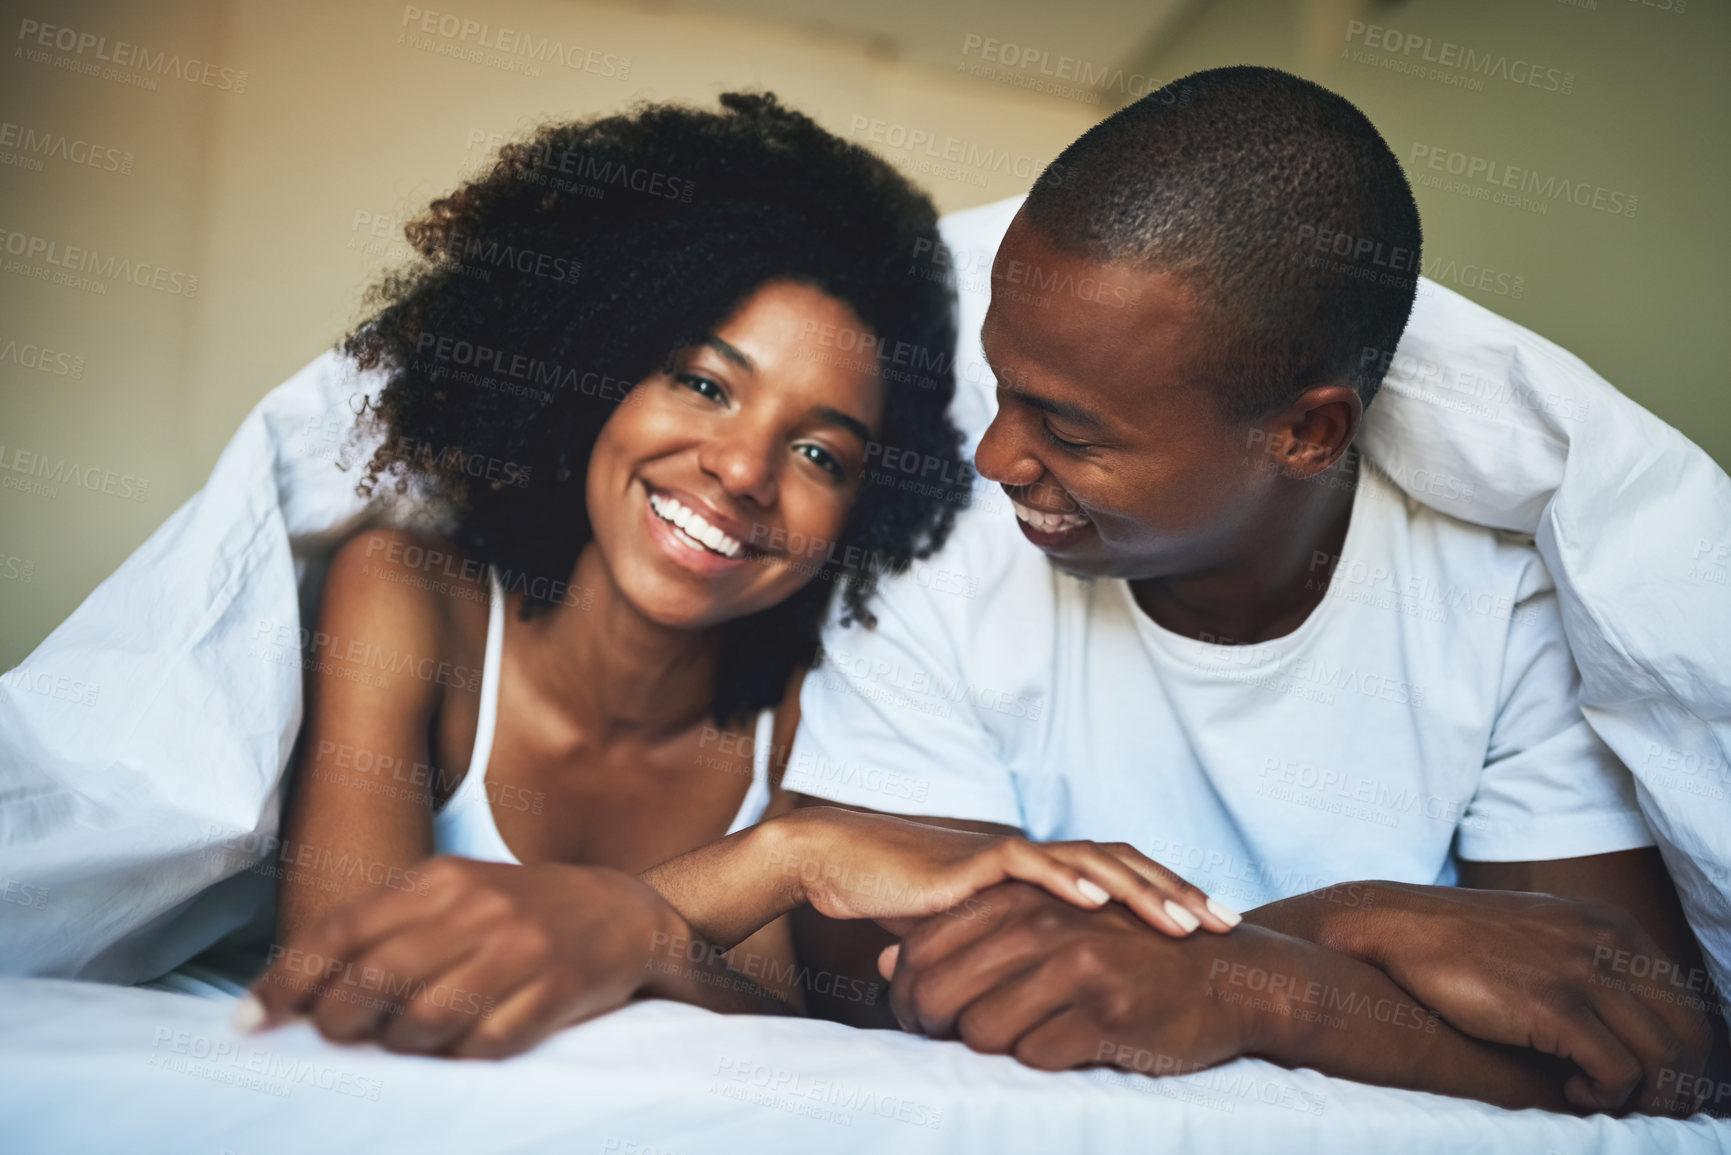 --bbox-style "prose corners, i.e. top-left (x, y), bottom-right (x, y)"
top-left (781, 66), bottom-right (1720, 1115)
